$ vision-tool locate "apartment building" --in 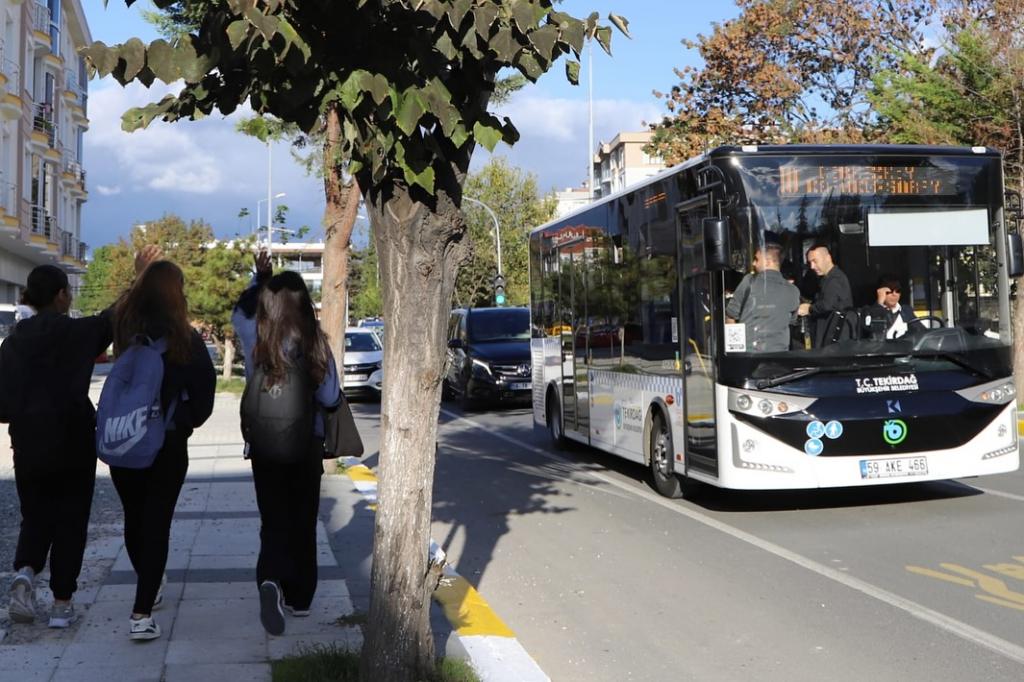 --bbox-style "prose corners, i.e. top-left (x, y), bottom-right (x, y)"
top-left (0, 0), bottom-right (89, 304)
top-left (592, 131), bottom-right (666, 199)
